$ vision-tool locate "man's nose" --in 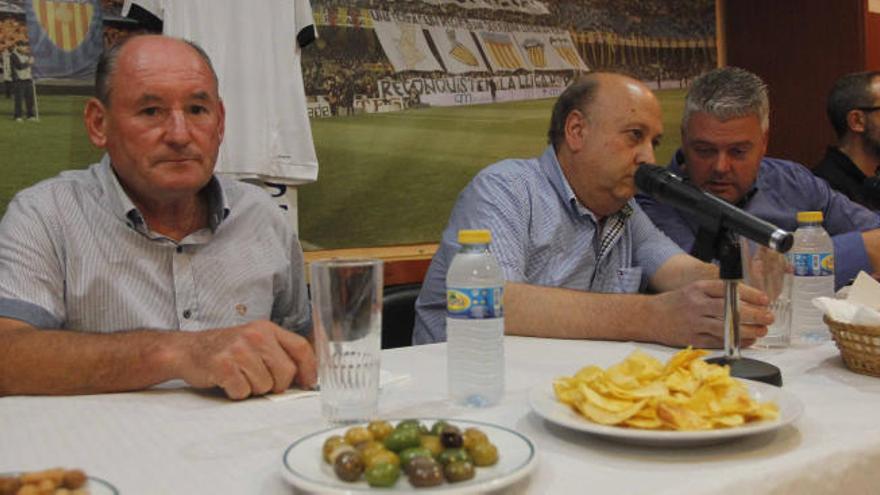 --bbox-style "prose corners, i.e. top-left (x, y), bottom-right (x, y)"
top-left (164, 110), bottom-right (192, 145)
top-left (713, 154), bottom-right (732, 174)
top-left (637, 143), bottom-right (656, 165)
